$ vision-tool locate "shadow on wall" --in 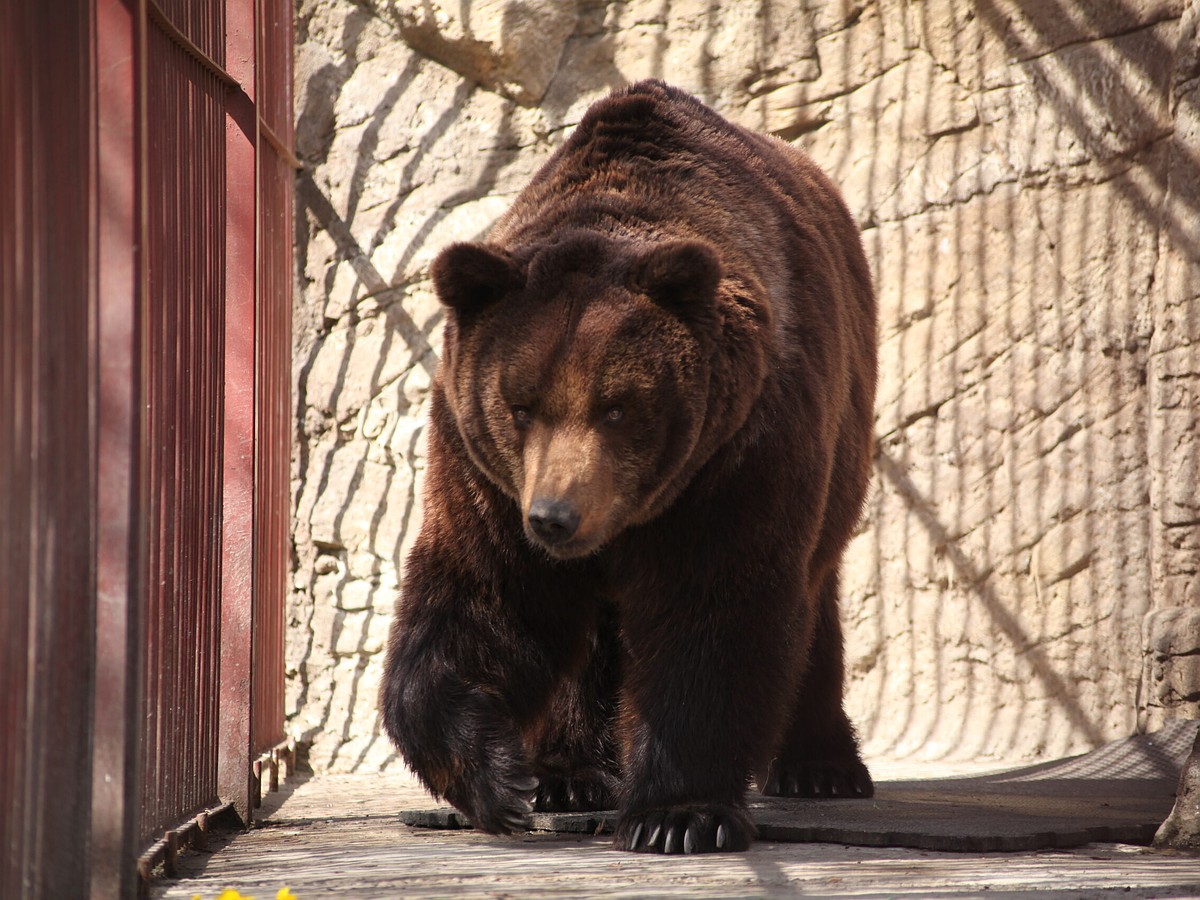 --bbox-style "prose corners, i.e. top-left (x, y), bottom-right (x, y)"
top-left (290, 1), bottom-right (537, 772)
top-left (289, 0), bottom-right (1200, 772)
top-left (839, 0), bottom-right (1198, 762)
